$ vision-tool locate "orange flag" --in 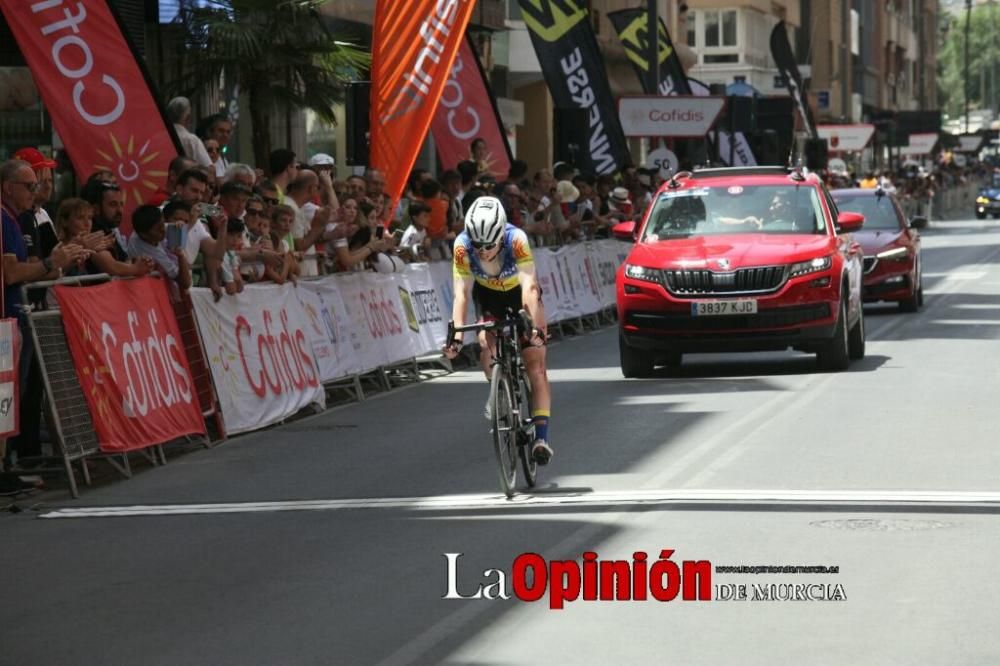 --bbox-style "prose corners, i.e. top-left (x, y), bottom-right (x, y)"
top-left (369, 0), bottom-right (477, 218)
